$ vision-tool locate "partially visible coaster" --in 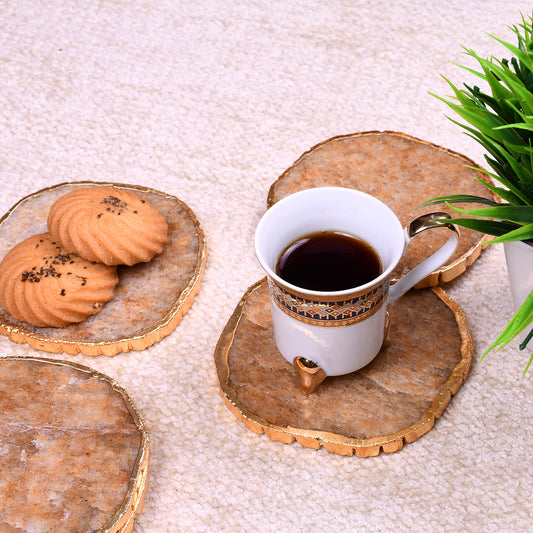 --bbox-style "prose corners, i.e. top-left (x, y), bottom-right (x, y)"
top-left (268, 131), bottom-right (491, 286)
top-left (0, 356), bottom-right (149, 532)
top-left (215, 278), bottom-right (473, 457)
top-left (0, 181), bottom-right (207, 356)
